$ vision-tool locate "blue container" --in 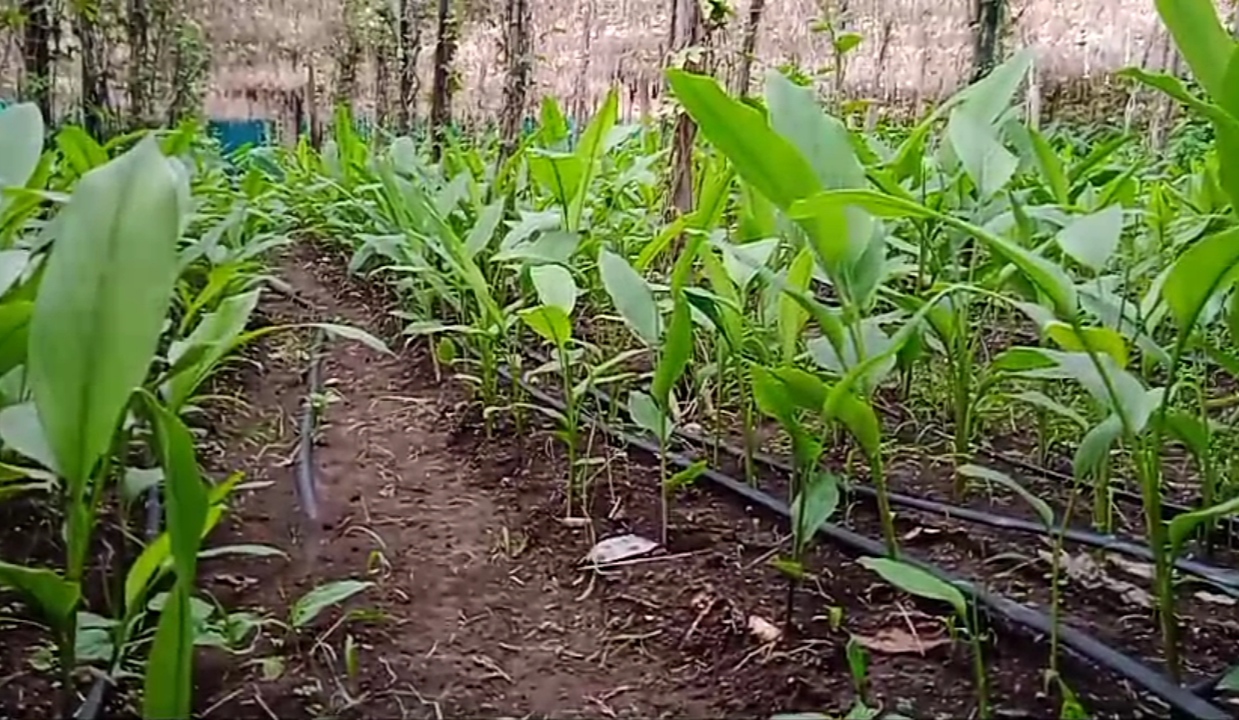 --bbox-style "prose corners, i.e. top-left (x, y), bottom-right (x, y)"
top-left (208, 119), bottom-right (270, 155)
